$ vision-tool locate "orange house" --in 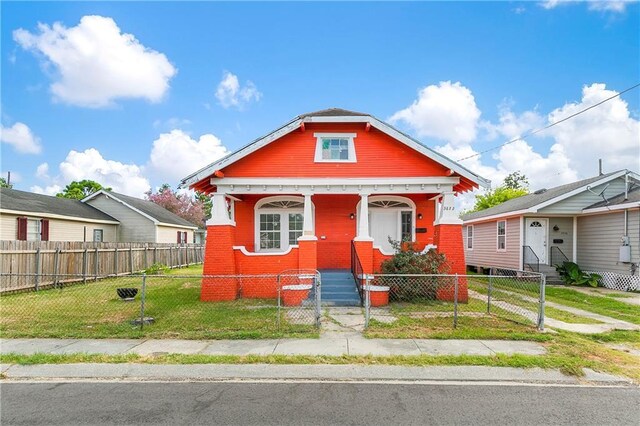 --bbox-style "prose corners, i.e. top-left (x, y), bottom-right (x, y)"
top-left (181, 108), bottom-right (489, 302)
